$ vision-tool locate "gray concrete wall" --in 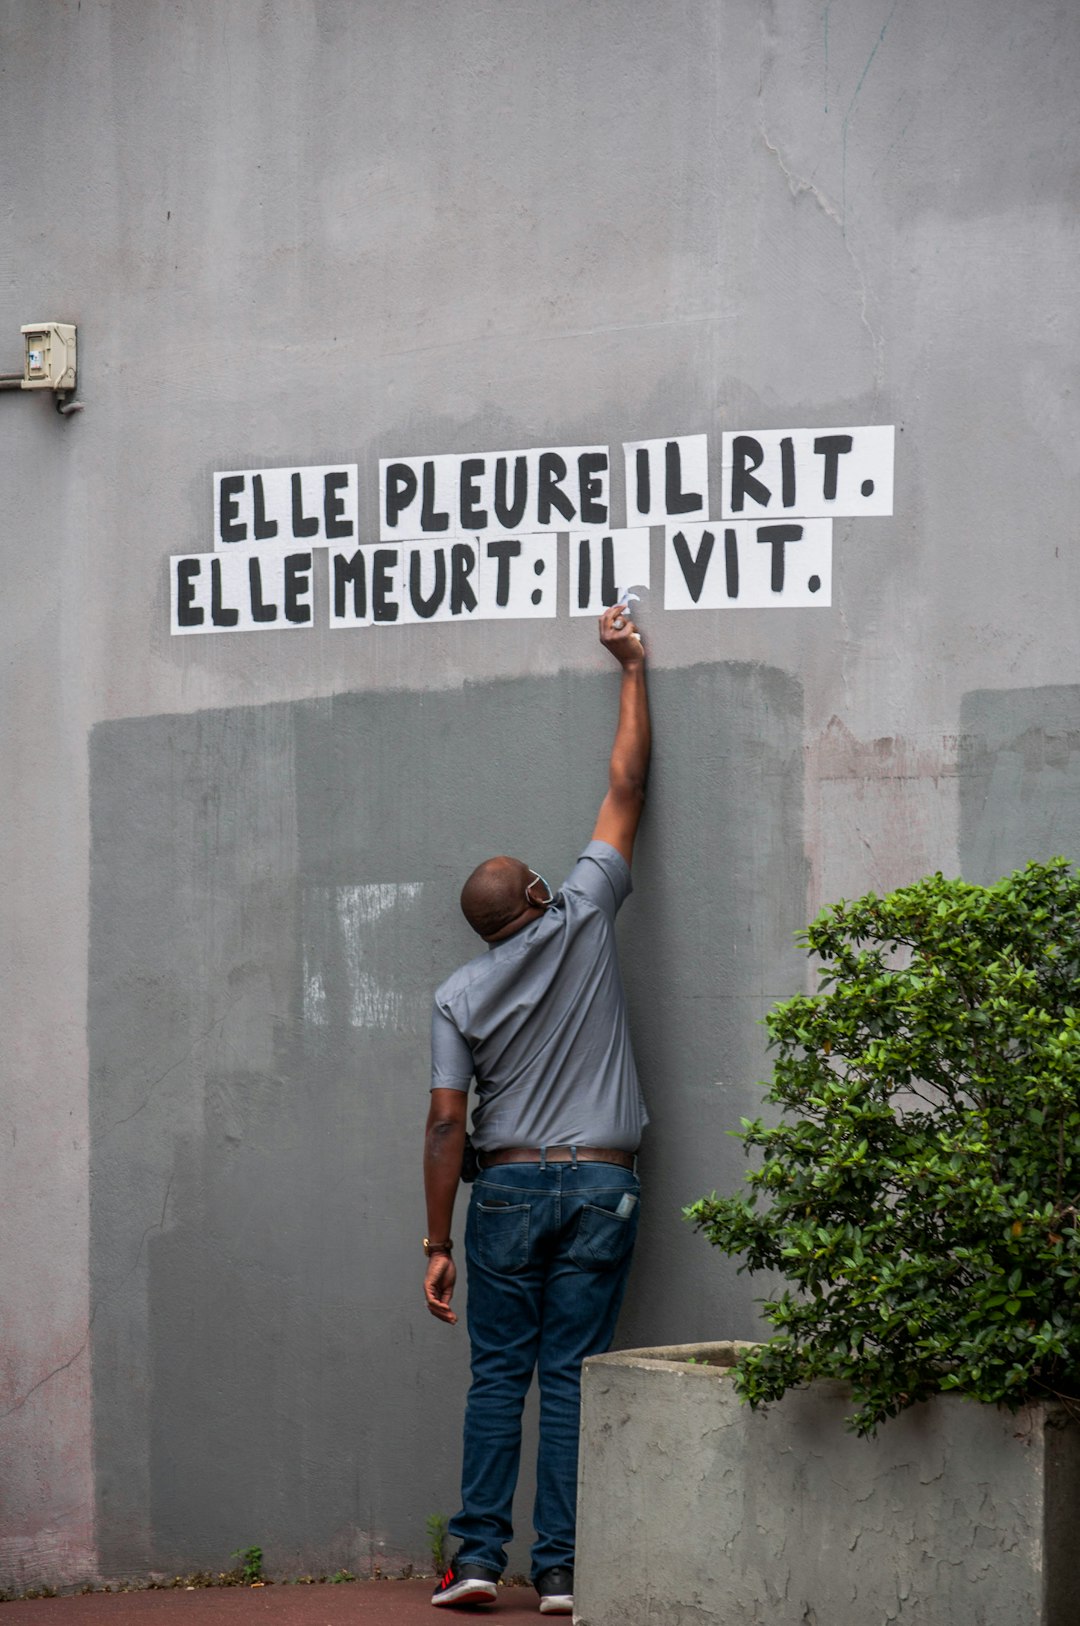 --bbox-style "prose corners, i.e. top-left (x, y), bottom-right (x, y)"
top-left (577, 1347), bottom-right (1080, 1625)
top-left (2, 0), bottom-right (1078, 1590)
